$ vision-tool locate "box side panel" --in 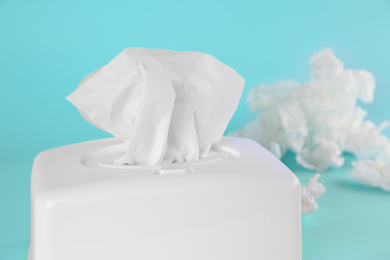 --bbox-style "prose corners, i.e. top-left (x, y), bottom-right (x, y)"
top-left (31, 171), bottom-right (301, 260)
